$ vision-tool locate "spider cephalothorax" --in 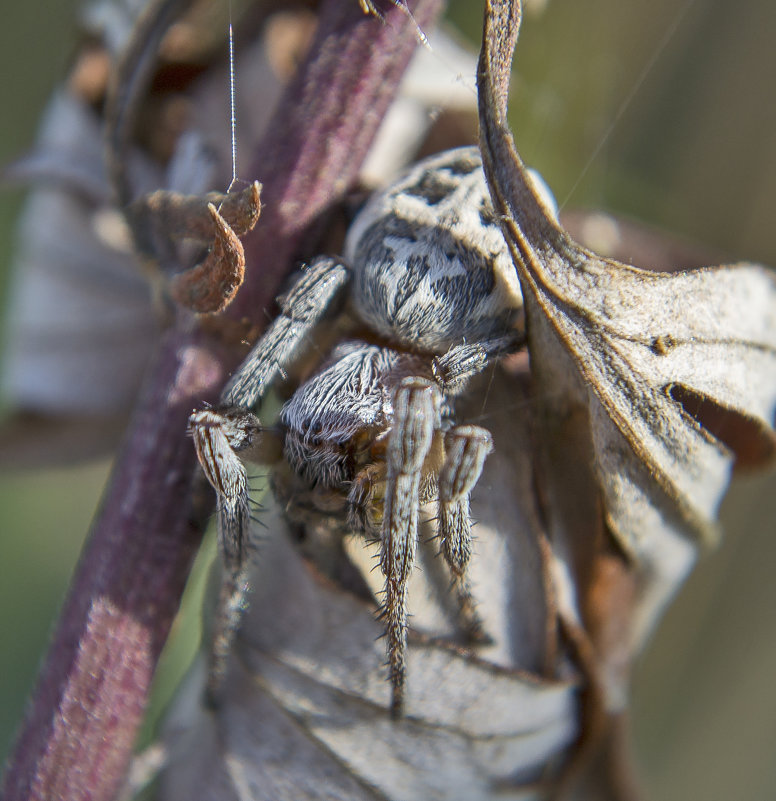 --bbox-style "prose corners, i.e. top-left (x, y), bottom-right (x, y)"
top-left (191, 146), bottom-right (529, 715)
